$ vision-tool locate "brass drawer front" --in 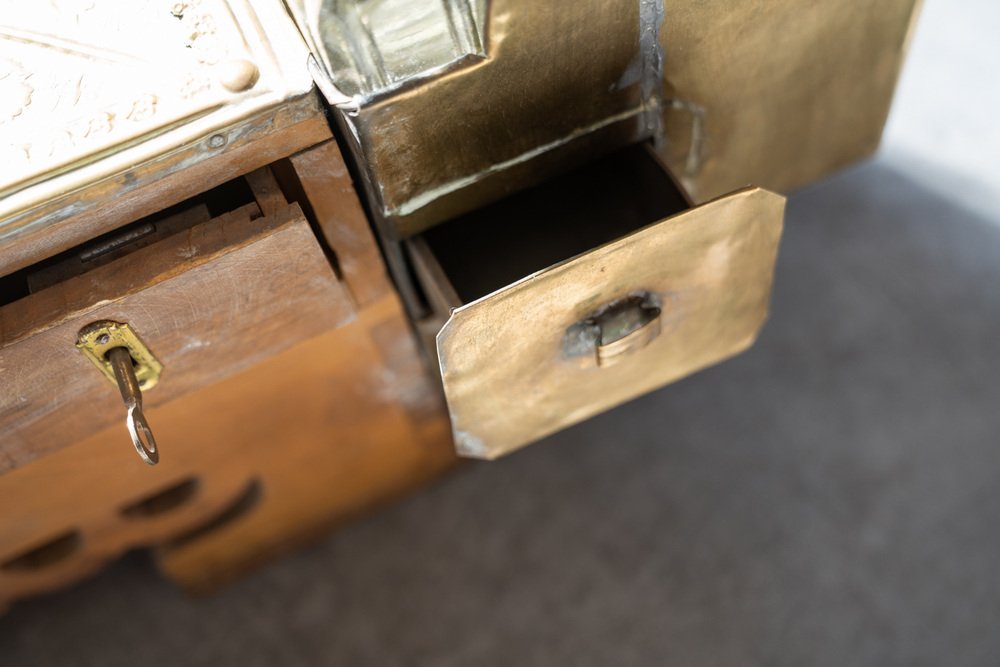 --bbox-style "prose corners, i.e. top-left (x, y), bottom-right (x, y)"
top-left (435, 187), bottom-right (785, 459)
